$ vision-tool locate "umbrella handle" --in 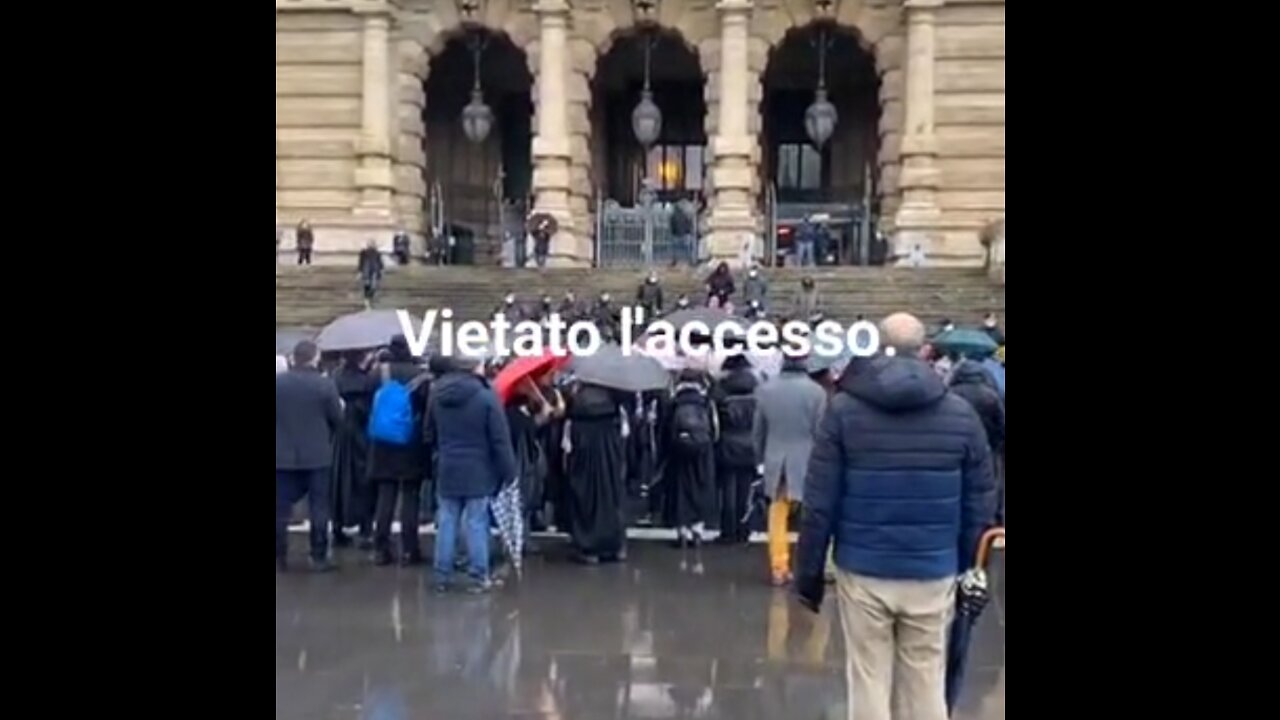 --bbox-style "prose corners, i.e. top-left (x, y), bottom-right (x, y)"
top-left (975, 527), bottom-right (1004, 569)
